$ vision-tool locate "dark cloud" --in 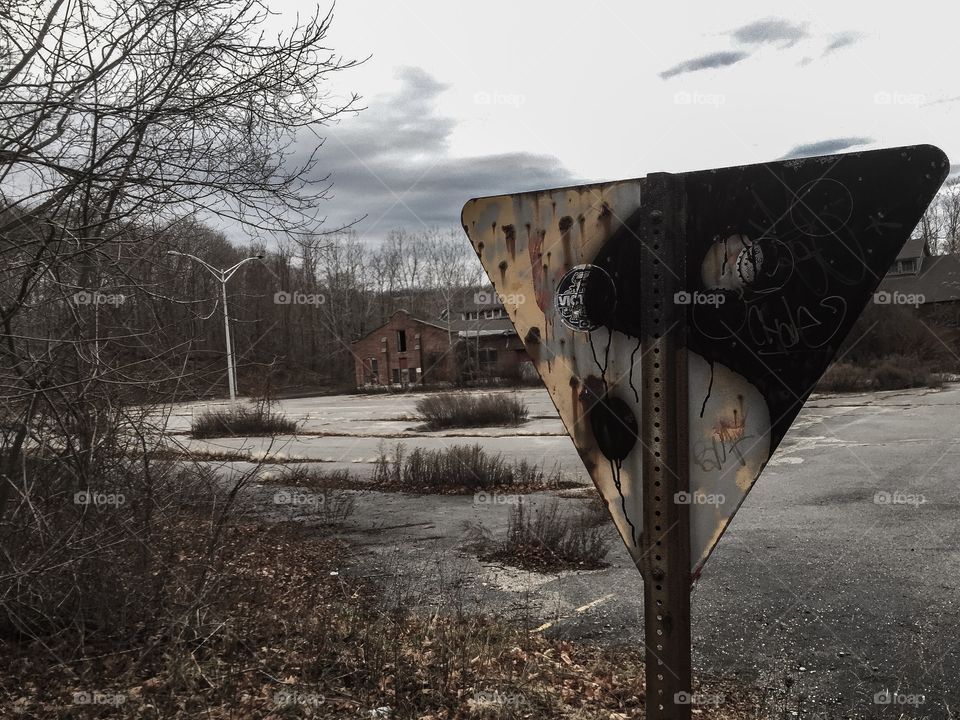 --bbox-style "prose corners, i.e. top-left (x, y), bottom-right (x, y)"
top-left (823, 32), bottom-right (863, 55)
top-left (659, 51), bottom-right (751, 80)
top-left (729, 17), bottom-right (809, 47)
top-left (308, 66), bottom-right (578, 240)
top-left (782, 137), bottom-right (873, 159)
